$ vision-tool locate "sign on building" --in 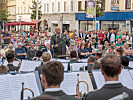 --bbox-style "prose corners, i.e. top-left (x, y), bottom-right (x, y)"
top-left (86, 0), bottom-right (95, 18)
top-left (111, 0), bottom-right (119, 11)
